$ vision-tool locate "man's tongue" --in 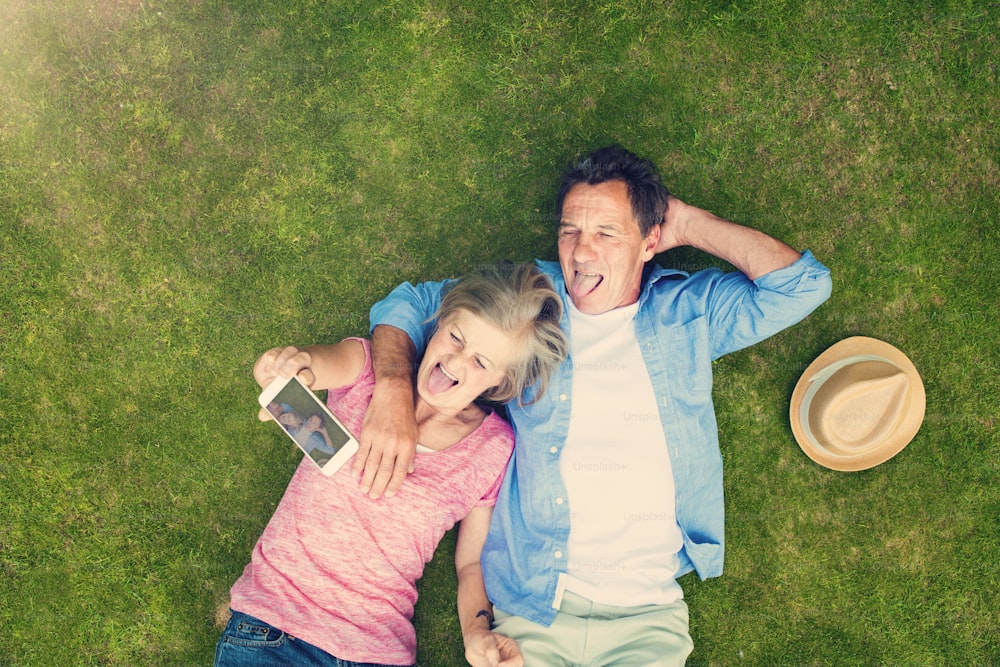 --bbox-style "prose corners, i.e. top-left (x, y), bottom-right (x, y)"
top-left (571, 272), bottom-right (602, 299)
top-left (427, 364), bottom-right (457, 394)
